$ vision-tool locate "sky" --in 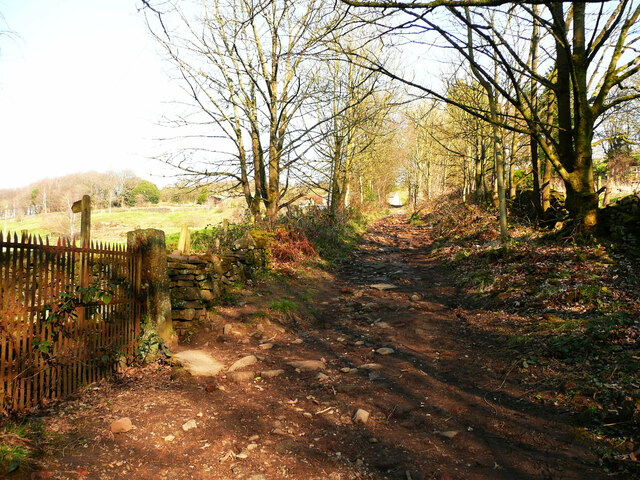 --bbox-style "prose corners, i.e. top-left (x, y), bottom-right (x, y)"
top-left (0, 1), bottom-right (443, 193)
top-left (0, 0), bottom-right (178, 190)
